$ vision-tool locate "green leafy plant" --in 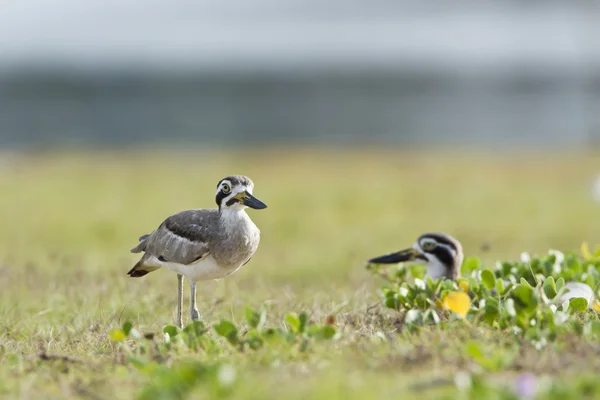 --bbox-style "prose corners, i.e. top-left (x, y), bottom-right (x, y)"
top-left (368, 244), bottom-right (600, 345)
top-left (212, 306), bottom-right (338, 352)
